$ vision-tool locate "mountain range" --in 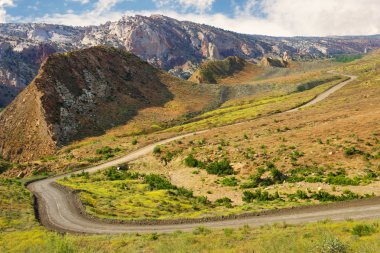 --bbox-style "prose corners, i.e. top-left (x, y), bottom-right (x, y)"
top-left (1, 14), bottom-right (380, 107)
